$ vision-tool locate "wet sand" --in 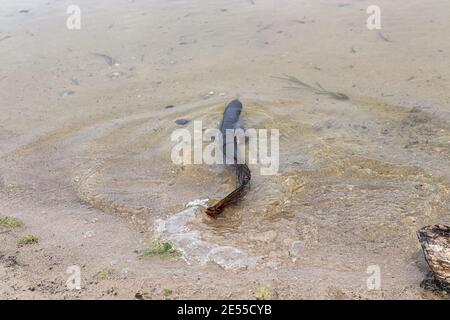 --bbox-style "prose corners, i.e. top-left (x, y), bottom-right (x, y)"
top-left (1, 0), bottom-right (449, 299)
